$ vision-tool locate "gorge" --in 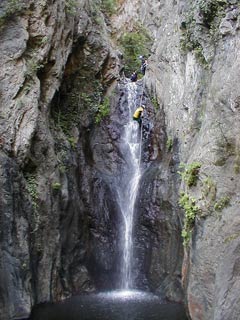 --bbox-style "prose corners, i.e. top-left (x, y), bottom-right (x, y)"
top-left (0, 0), bottom-right (240, 319)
